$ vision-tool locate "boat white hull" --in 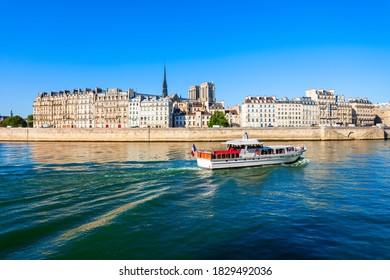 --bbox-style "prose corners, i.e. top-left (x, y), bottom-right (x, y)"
top-left (197, 154), bottom-right (302, 170)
